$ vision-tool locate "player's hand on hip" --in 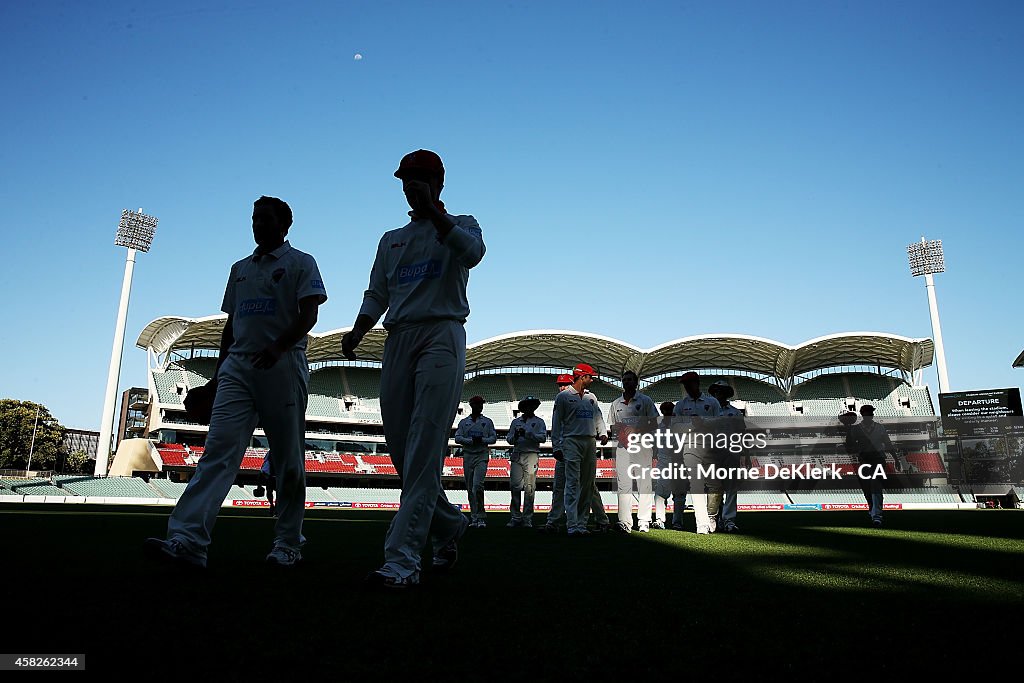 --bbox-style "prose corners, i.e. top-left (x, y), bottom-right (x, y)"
top-left (341, 330), bottom-right (362, 361)
top-left (553, 450), bottom-right (564, 462)
top-left (252, 342), bottom-right (284, 369)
